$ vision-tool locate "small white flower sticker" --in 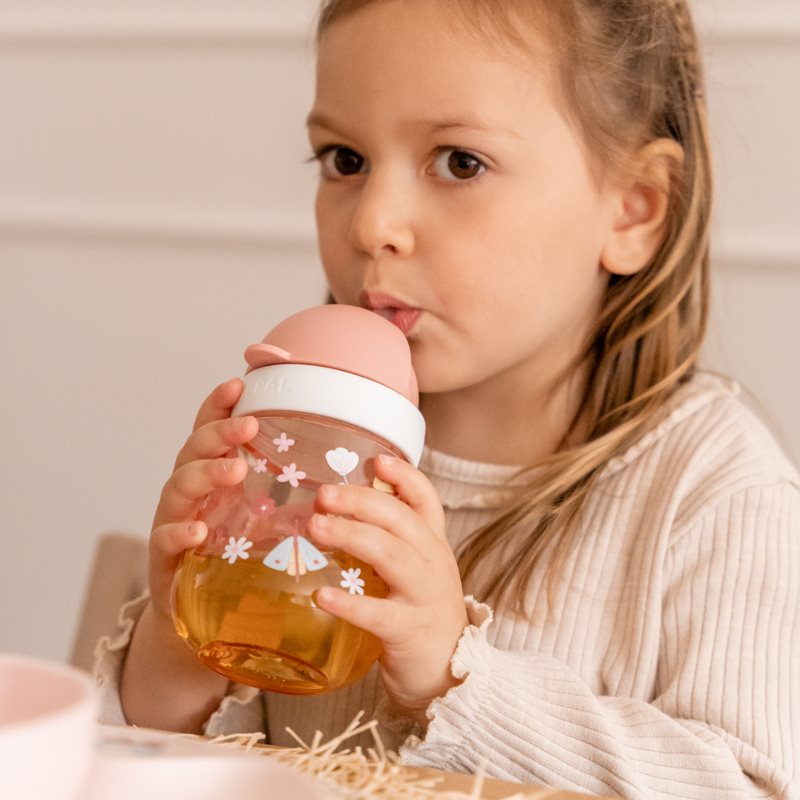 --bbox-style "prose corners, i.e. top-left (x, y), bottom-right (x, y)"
top-left (277, 463), bottom-right (307, 488)
top-left (339, 567), bottom-right (365, 596)
top-left (326, 447), bottom-right (360, 483)
top-left (222, 536), bottom-right (253, 564)
top-left (273, 433), bottom-right (295, 453)
top-left (253, 458), bottom-right (268, 474)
